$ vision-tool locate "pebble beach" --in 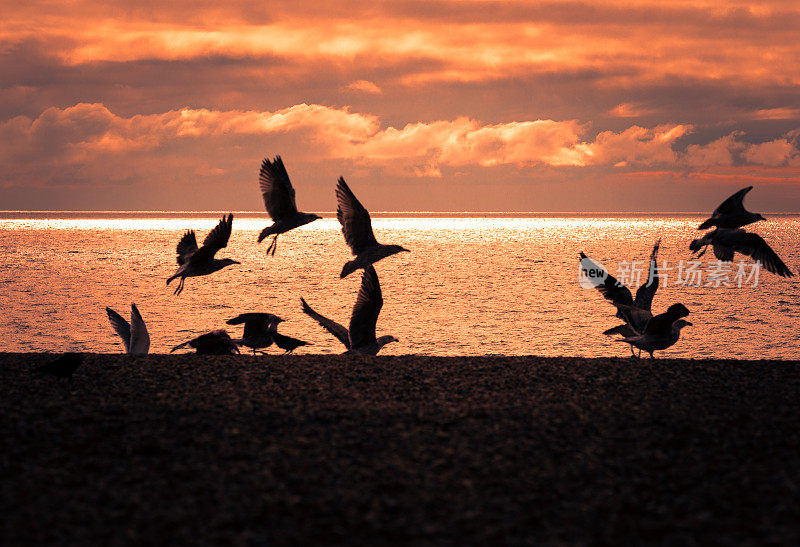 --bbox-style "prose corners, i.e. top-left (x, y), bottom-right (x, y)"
top-left (2, 353), bottom-right (799, 545)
